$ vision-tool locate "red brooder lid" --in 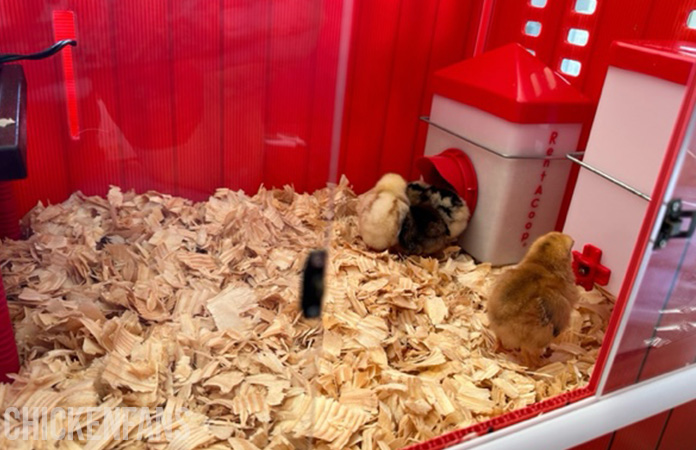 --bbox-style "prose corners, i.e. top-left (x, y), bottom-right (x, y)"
top-left (610, 41), bottom-right (696, 85)
top-left (432, 43), bottom-right (593, 124)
